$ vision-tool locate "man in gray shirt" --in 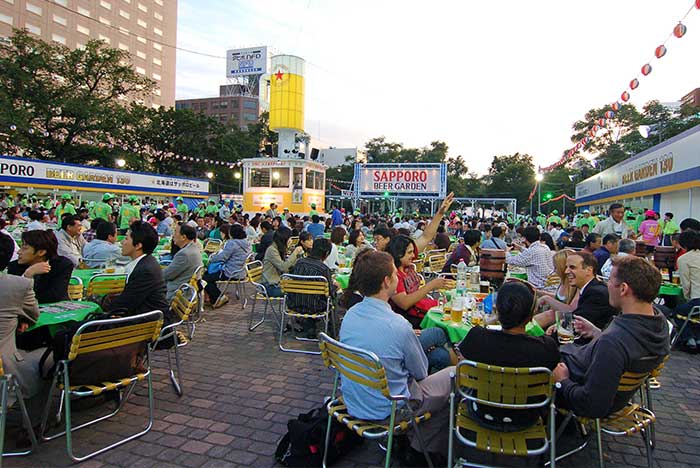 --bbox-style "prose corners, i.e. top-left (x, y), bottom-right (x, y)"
top-left (162, 223), bottom-right (203, 302)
